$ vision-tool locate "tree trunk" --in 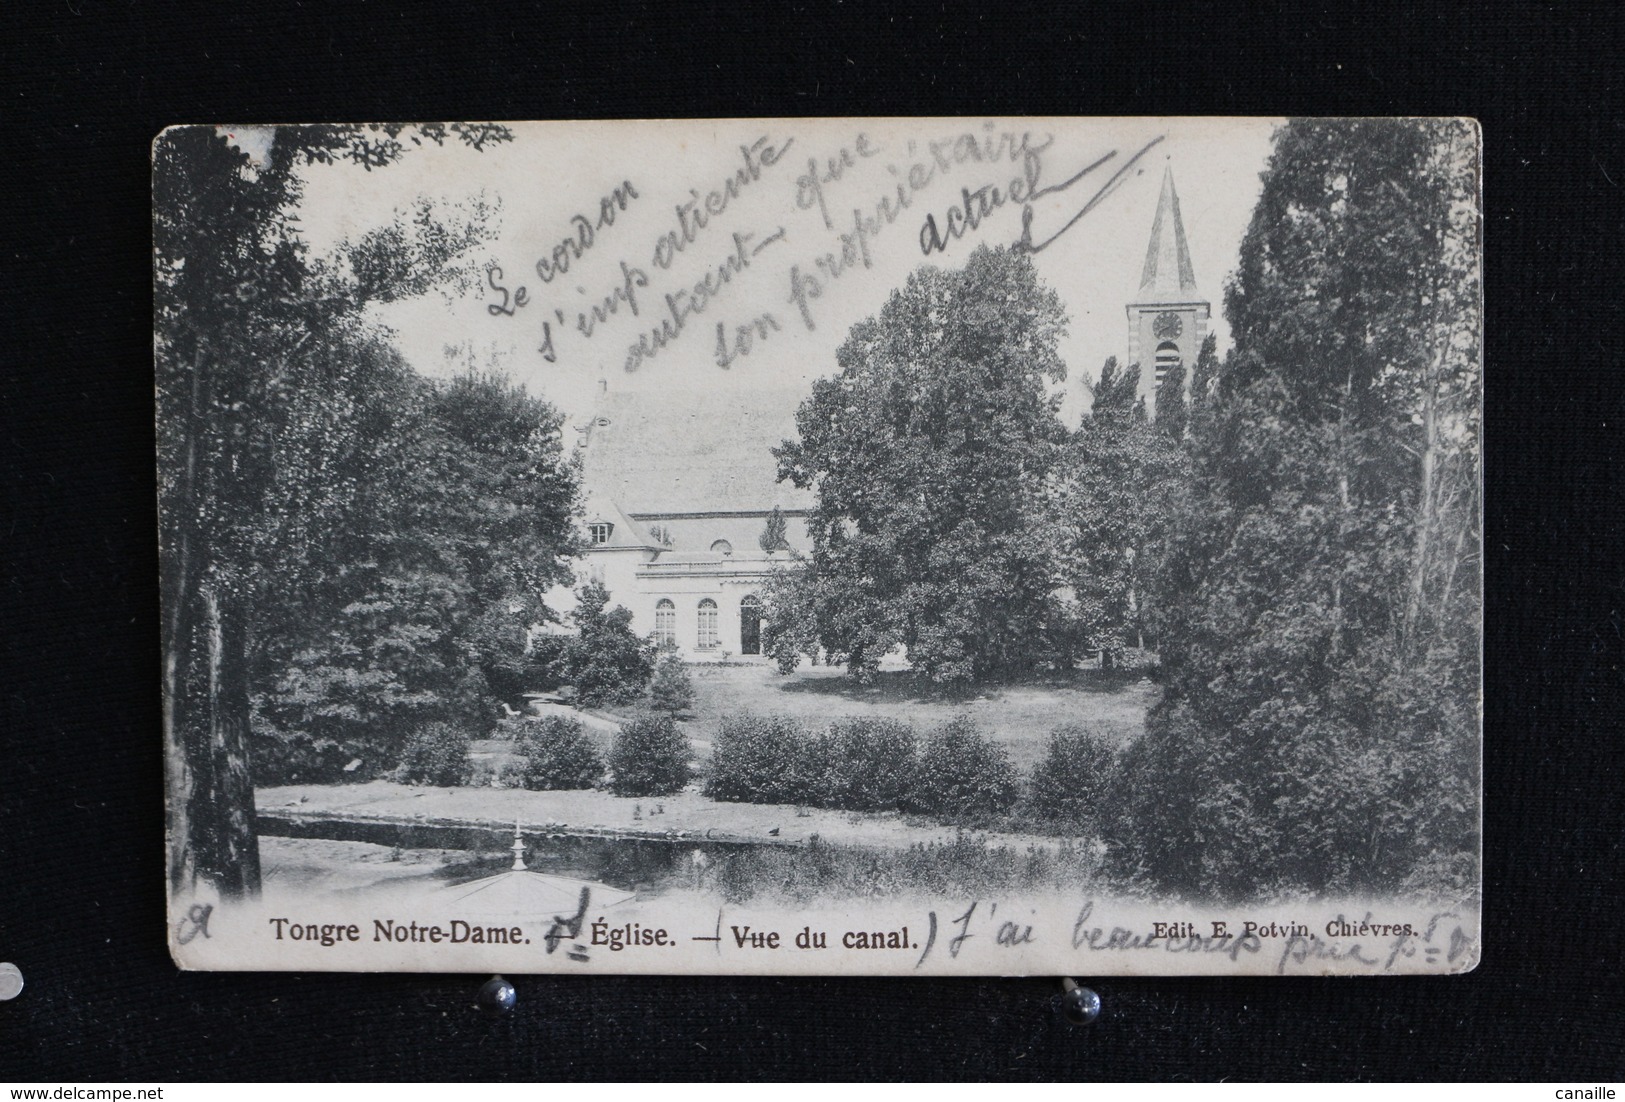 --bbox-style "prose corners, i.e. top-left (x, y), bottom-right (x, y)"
top-left (1330, 367), bottom-right (1355, 658)
top-left (204, 582), bottom-right (262, 896)
top-left (162, 338), bottom-right (261, 901)
top-left (162, 553), bottom-right (197, 896)
top-left (1403, 348), bottom-right (1441, 658)
top-left (166, 573), bottom-right (262, 900)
